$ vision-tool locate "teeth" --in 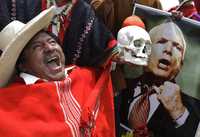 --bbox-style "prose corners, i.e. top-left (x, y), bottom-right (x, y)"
top-left (159, 62), bottom-right (167, 67)
top-left (46, 56), bottom-right (61, 68)
top-left (47, 57), bottom-right (57, 63)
